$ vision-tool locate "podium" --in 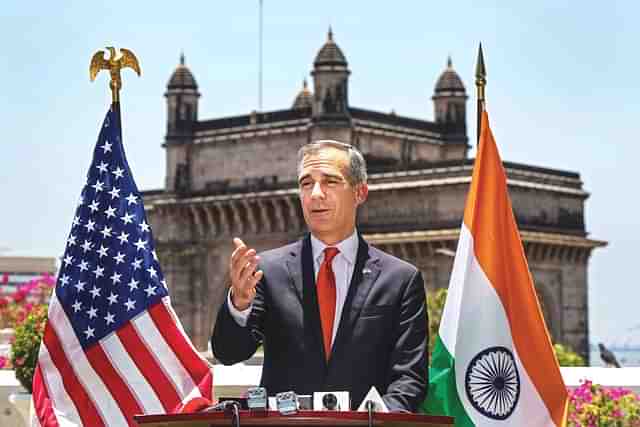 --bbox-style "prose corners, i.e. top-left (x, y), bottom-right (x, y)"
top-left (134, 410), bottom-right (454, 427)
